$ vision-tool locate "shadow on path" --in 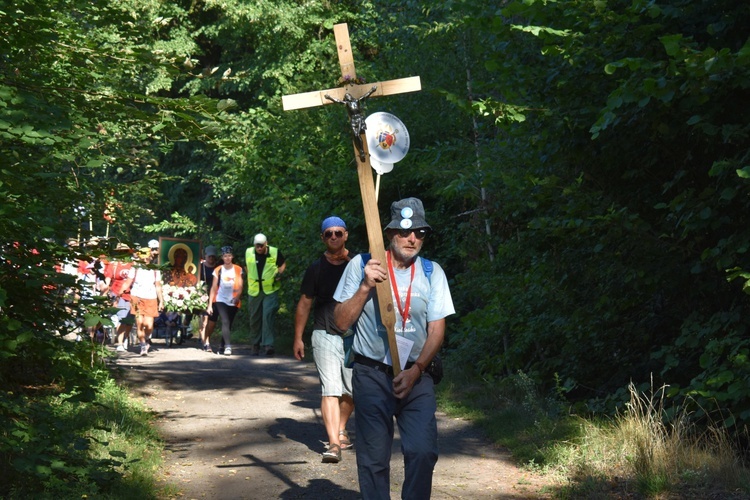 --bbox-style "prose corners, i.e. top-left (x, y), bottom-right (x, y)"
top-left (112, 340), bottom-right (553, 499)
